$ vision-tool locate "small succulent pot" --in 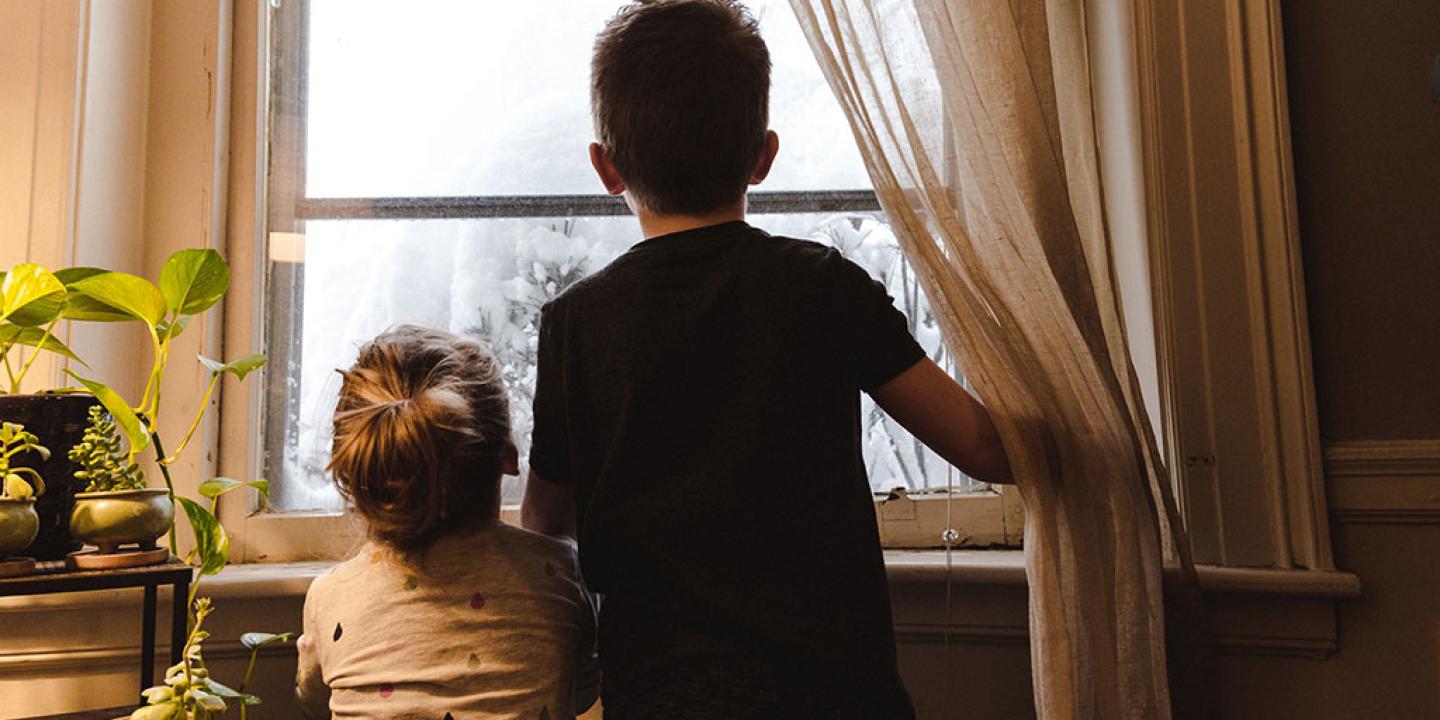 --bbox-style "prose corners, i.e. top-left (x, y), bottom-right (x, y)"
top-left (70, 488), bottom-right (173, 554)
top-left (0, 498), bottom-right (40, 558)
